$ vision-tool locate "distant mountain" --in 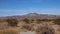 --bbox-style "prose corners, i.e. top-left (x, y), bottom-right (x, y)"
top-left (0, 13), bottom-right (60, 20)
top-left (21, 13), bottom-right (60, 19)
